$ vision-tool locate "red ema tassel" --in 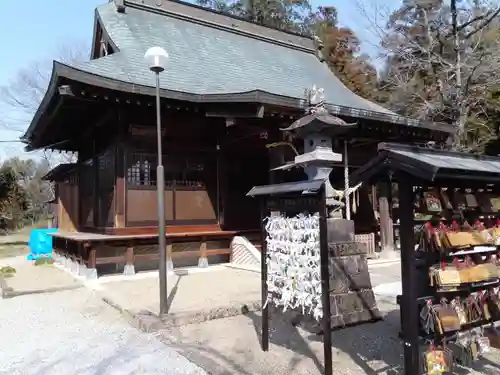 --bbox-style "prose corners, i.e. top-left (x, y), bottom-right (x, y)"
top-left (475, 220), bottom-right (484, 230)
top-left (452, 220), bottom-right (460, 231)
top-left (496, 219), bottom-right (500, 228)
top-left (441, 260), bottom-right (446, 270)
top-left (430, 342), bottom-right (436, 351)
top-left (425, 222), bottom-right (434, 234)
